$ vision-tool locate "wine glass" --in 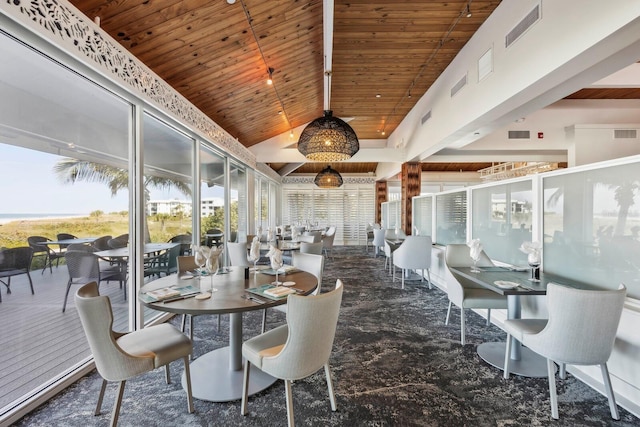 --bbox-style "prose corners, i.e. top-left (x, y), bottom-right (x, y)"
top-left (470, 248), bottom-right (481, 273)
top-left (205, 255), bottom-right (219, 293)
top-left (528, 252), bottom-right (541, 282)
top-left (272, 258), bottom-right (284, 286)
top-left (194, 246), bottom-right (207, 289)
